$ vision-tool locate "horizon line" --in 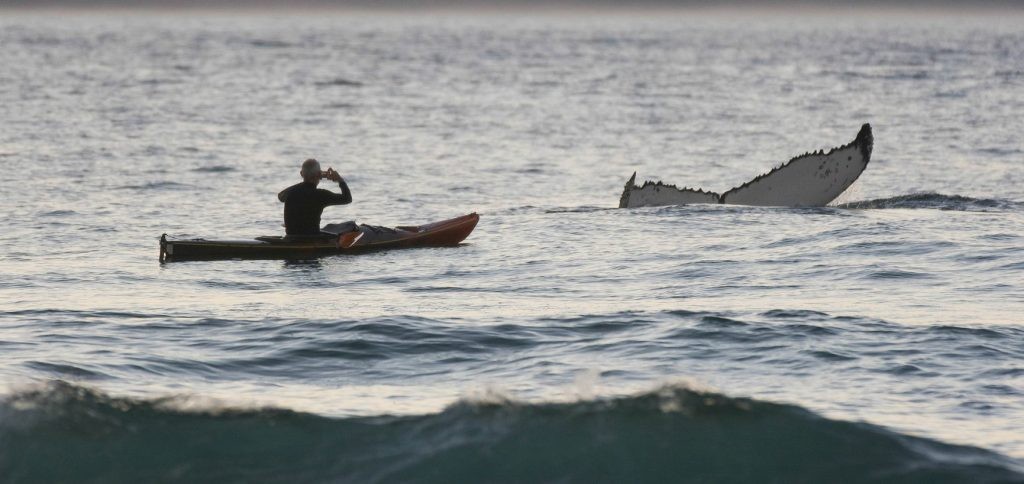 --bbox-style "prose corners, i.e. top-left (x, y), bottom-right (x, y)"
top-left (4, 0), bottom-right (1024, 12)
